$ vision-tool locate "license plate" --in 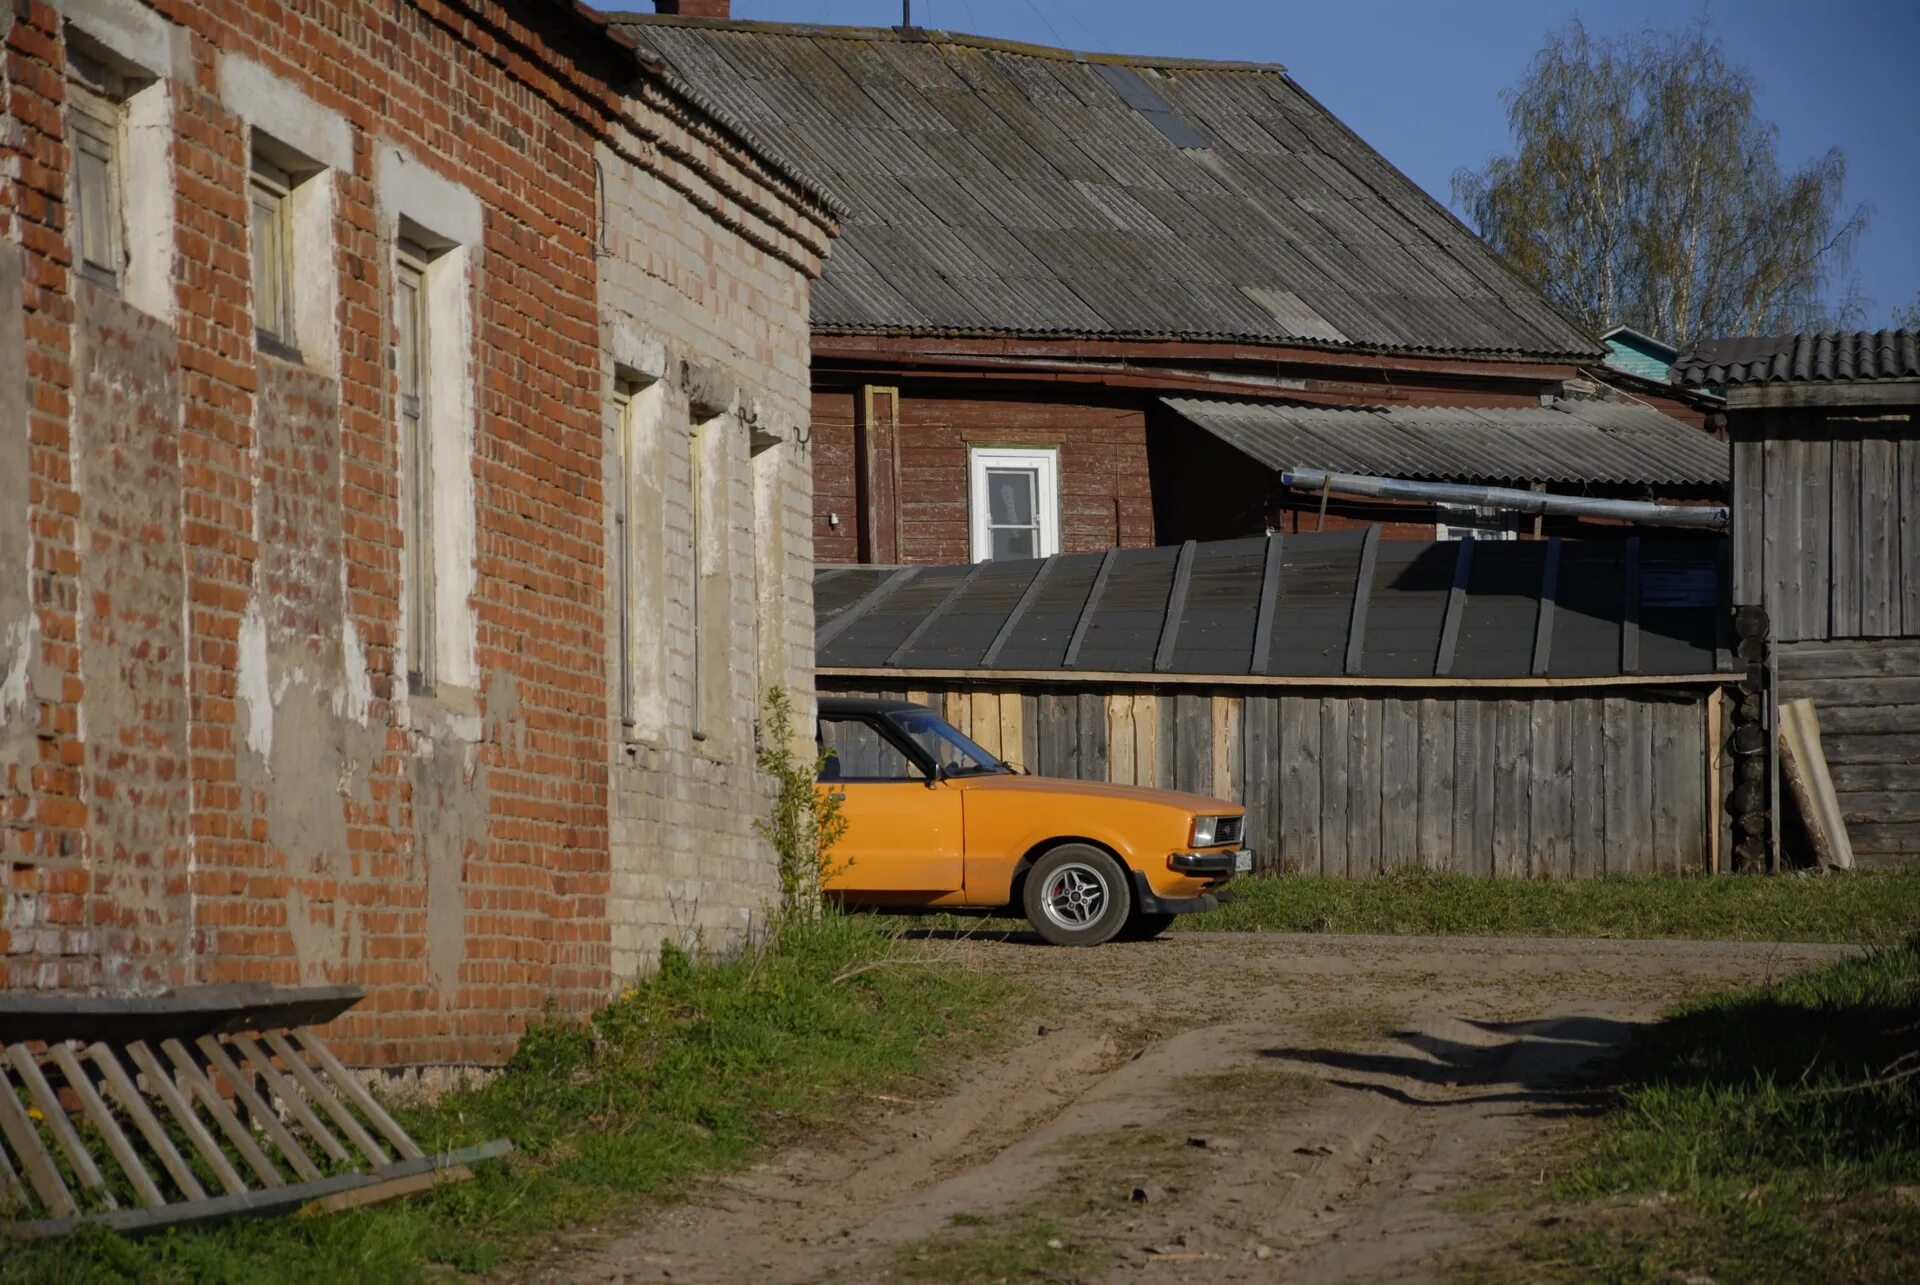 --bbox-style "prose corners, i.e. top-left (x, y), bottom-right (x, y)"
top-left (1234, 849), bottom-right (1253, 874)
